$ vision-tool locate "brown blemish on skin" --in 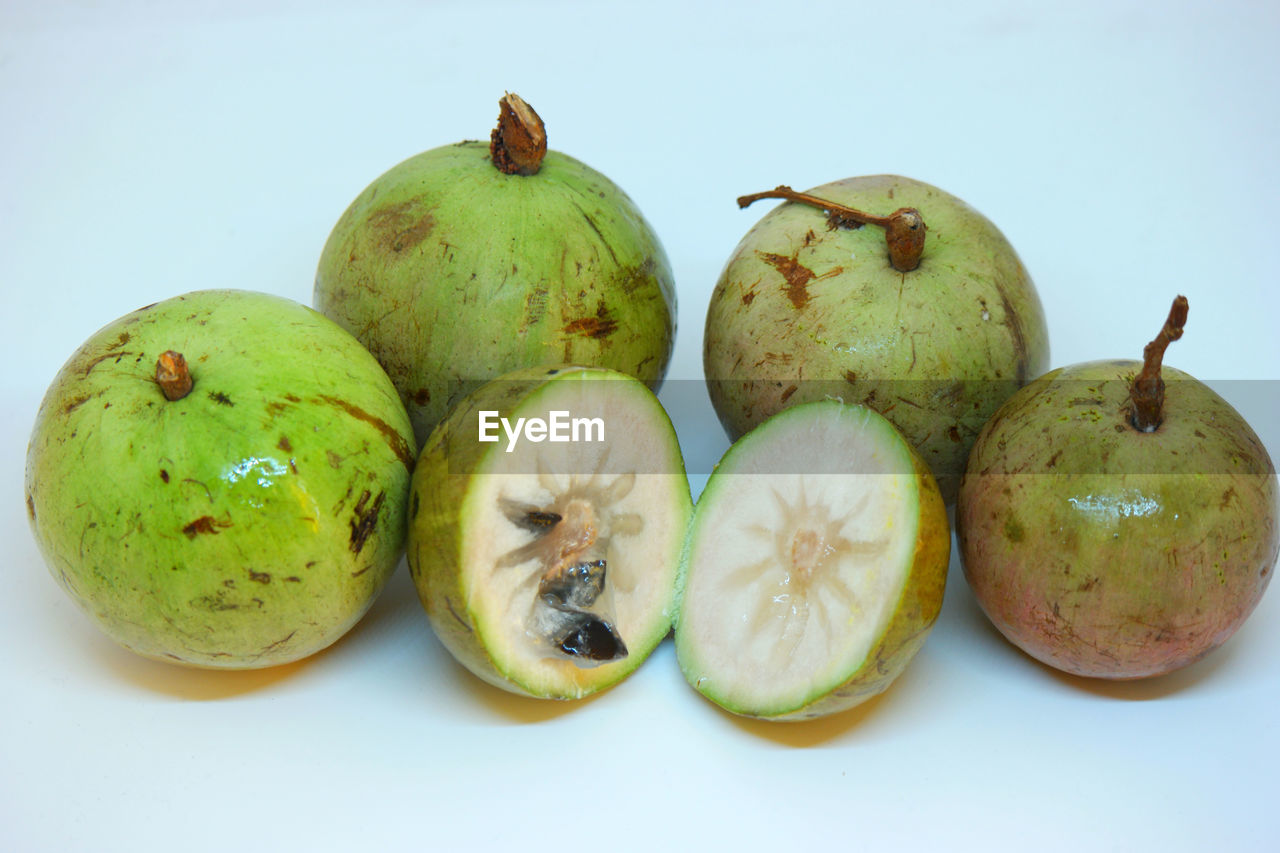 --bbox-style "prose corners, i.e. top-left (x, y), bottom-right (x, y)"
top-left (616, 258), bottom-right (656, 295)
top-left (411, 388), bottom-right (431, 406)
top-left (741, 290), bottom-right (756, 306)
top-left (563, 302), bottom-right (618, 339)
top-left (947, 426), bottom-right (962, 443)
top-left (192, 592), bottom-right (240, 612)
top-left (182, 516), bottom-right (231, 538)
top-left (316, 395), bottom-right (414, 470)
top-left (759, 251), bottom-right (843, 310)
top-left (1220, 487), bottom-right (1238, 509)
top-left (261, 630), bottom-right (297, 653)
top-left (277, 436), bottom-right (292, 452)
top-left (760, 251), bottom-right (816, 309)
top-left (989, 284), bottom-right (1030, 383)
top-left (348, 490), bottom-right (386, 555)
top-left (247, 569), bottom-right (271, 584)
top-left (844, 370), bottom-right (858, 384)
top-left (369, 201), bottom-right (436, 253)
top-left (62, 395), bottom-right (92, 415)
top-left (444, 597), bottom-right (472, 632)
top-left (25, 492), bottom-right (35, 523)
top-left (522, 287), bottom-right (549, 332)
top-left (160, 469), bottom-right (170, 483)
top-left (208, 391), bottom-right (234, 406)
top-left (780, 384), bottom-right (798, 403)
top-left (285, 576), bottom-right (301, 583)
top-left (80, 351), bottom-right (134, 377)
